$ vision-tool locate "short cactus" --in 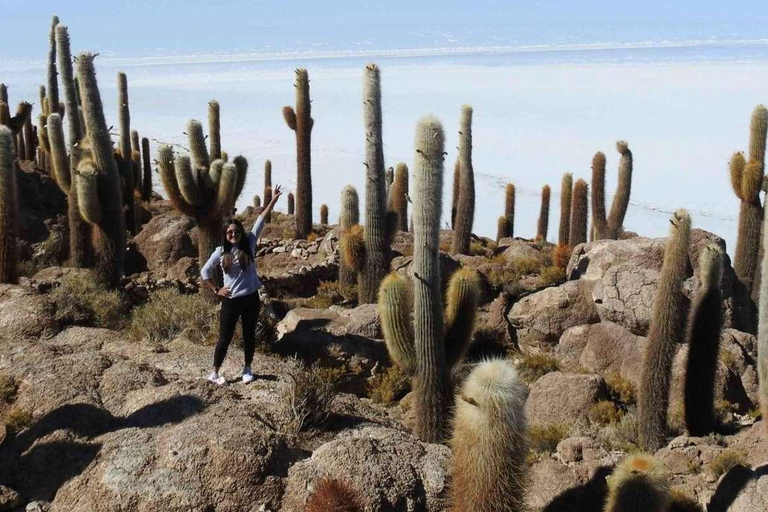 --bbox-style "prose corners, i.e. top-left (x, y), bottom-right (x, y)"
top-left (569, 179), bottom-right (588, 247)
top-left (390, 162), bottom-right (409, 232)
top-left (684, 244), bottom-right (724, 436)
top-left (287, 191), bottom-right (295, 214)
top-left (253, 194), bottom-right (261, 208)
top-left (591, 142), bottom-right (634, 240)
top-left (452, 105), bottom-right (475, 255)
top-left (263, 159), bottom-right (272, 202)
top-left (0, 126), bottom-right (18, 283)
top-left (75, 53), bottom-right (127, 288)
top-left (639, 210), bottom-right (691, 451)
top-left (536, 185), bottom-right (551, 243)
top-left (495, 216), bottom-right (510, 243)
top-left (605, 454), bottom-right (671, 512)
top-left (283, 69), bottom-right (313, 239)
top-left (320, 204), bottom-right (328, 225)
top-left (305, 478), bottom-right (364, 512)
top-left (449, 359), bottom-right (528, 511)
top-left (339, 185), bottom-right (360, 287)
top-left (731, 105), bottom-right (767, 295)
